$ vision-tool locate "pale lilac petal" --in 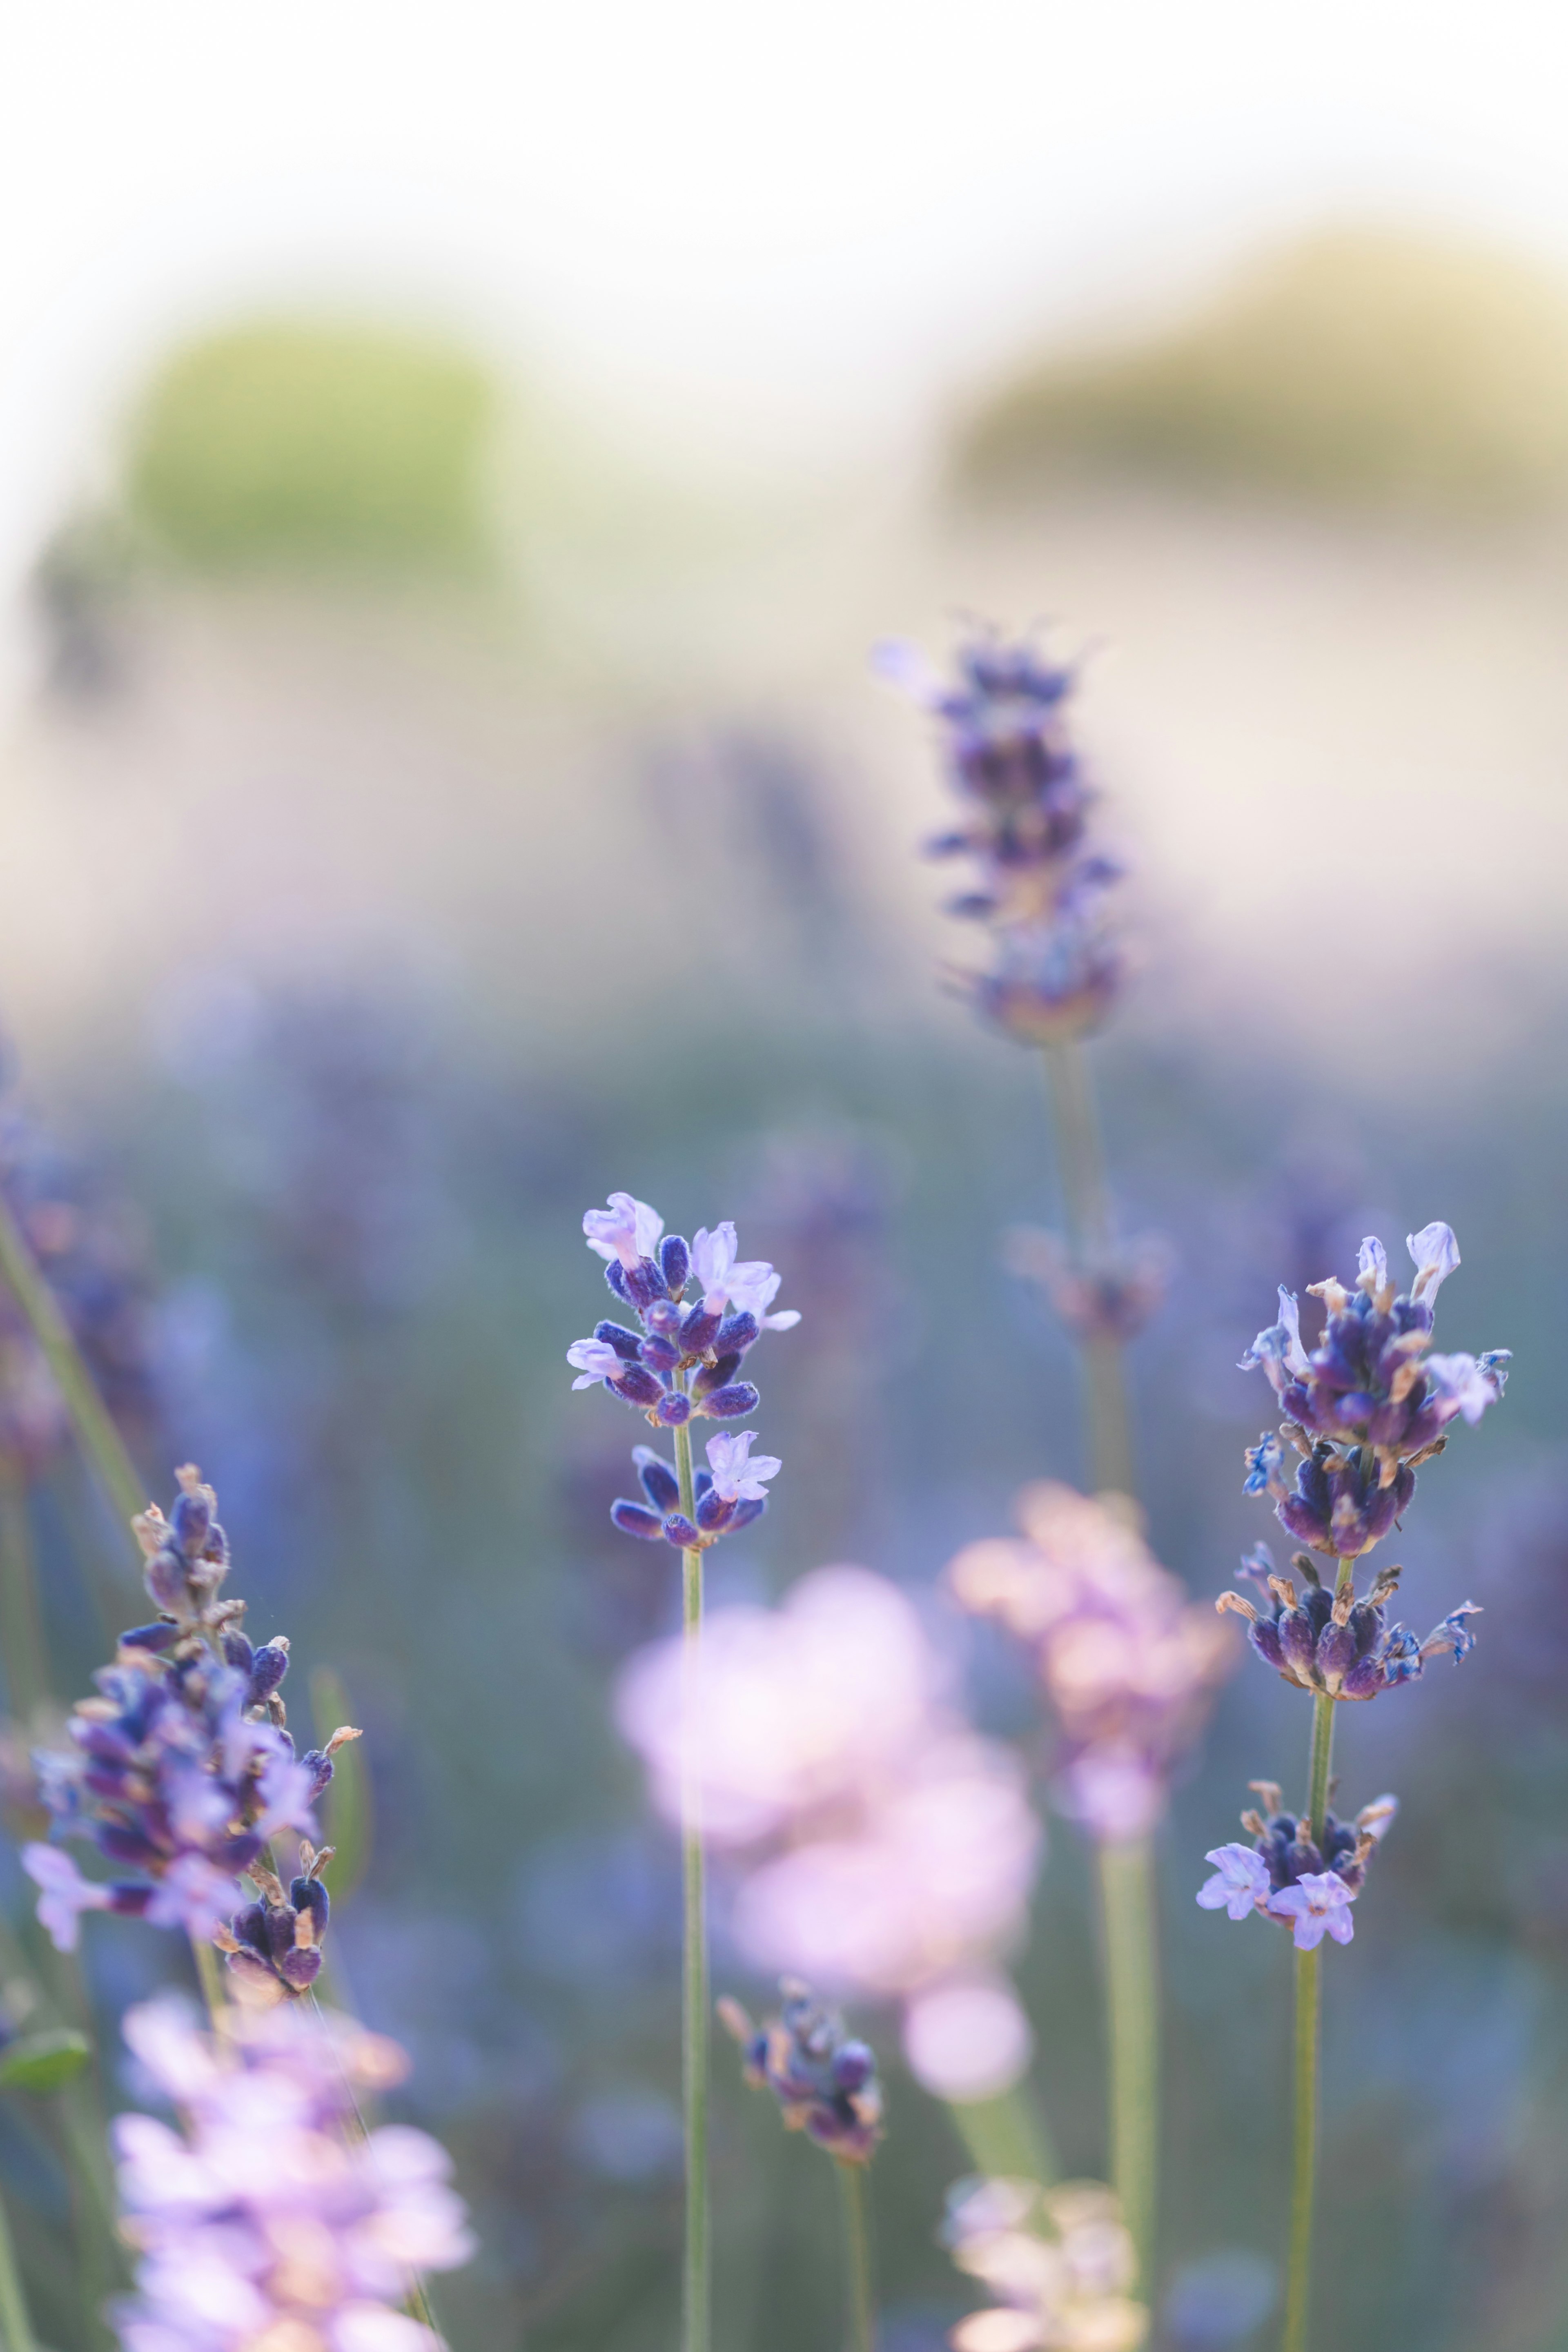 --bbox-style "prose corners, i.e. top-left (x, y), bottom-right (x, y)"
top-left (23, 1842), bottom-right (111, 1951)
top-left (1358, 1235), bottom-right (1389, 1290)
top-left (1407, 1220), bottom-right (1460, 1302)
